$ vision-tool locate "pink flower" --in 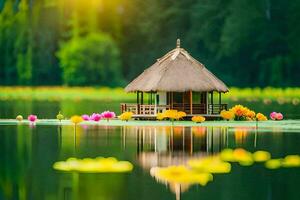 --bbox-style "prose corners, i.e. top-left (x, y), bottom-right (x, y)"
top-left (270, 112), bottom-right (277, 120)
top-left (276, 113), bottom-right (283, 120)
top-left (28, 115), bottom-right (37, 122)
top-left (82, 114), bottom-right (90, 121)
top-left (101, 111), bottom-right (116, 121)
top-left (90, 113), bottom-right (102, 122)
